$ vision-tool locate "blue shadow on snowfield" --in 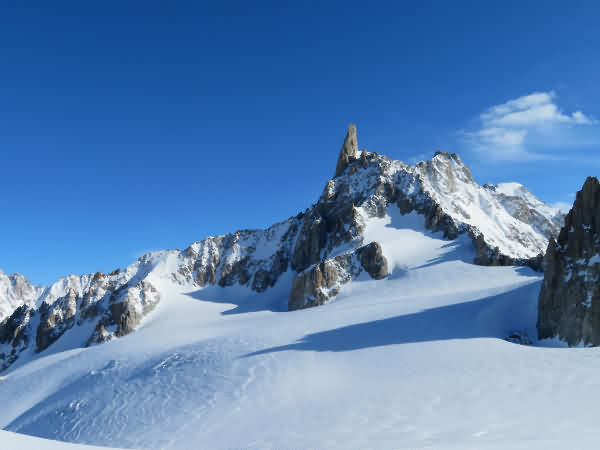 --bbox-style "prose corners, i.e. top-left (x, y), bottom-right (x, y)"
top-left (244, 280), bottom-right (547, 356)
